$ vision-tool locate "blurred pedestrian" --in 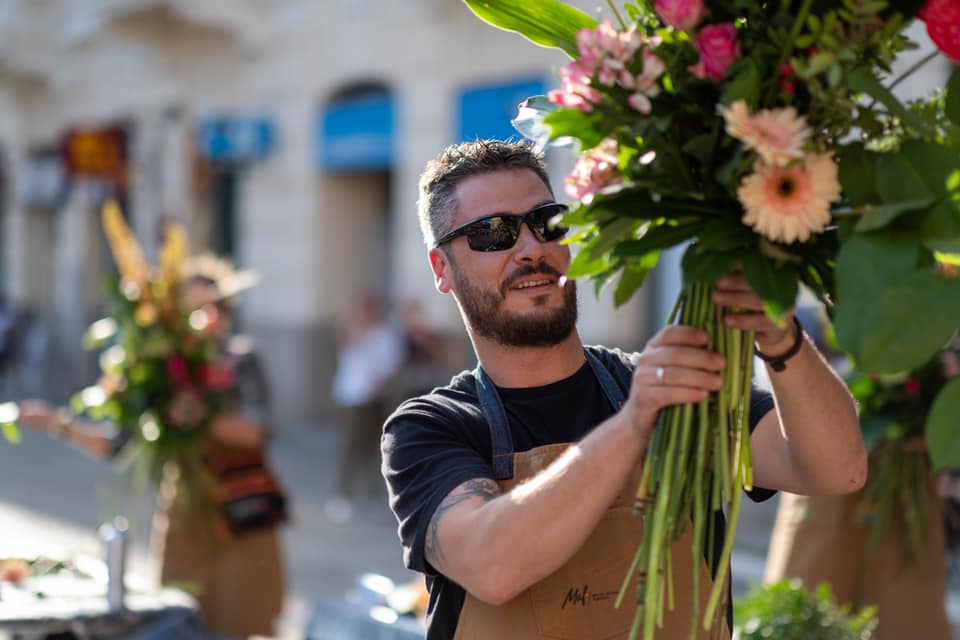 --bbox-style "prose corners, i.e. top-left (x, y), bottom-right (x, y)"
top-left (327, 292), bottom-right (402, 523)
top-left (393, 299), bottom-right (456, 402)
top-left (18, 256), bottom-right (289, 638)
